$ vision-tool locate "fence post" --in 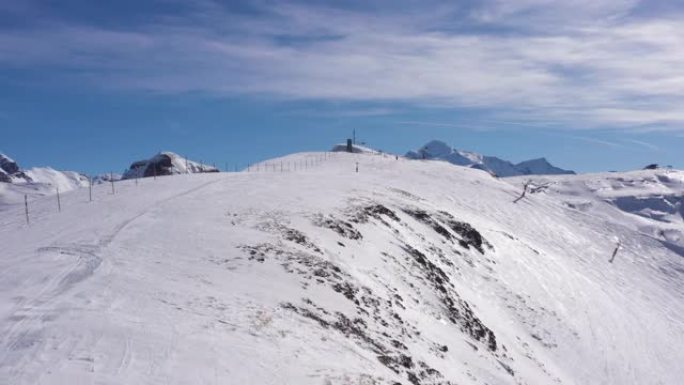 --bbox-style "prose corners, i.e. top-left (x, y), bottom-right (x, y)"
top-left (89, 177), bottom-right (93, 202)
top-left (56, 187), bottom-right (61, 212)
top-left (24, 195), bottom-right (29, 225)
top-left (110, 172), bottom-right (115, 194)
